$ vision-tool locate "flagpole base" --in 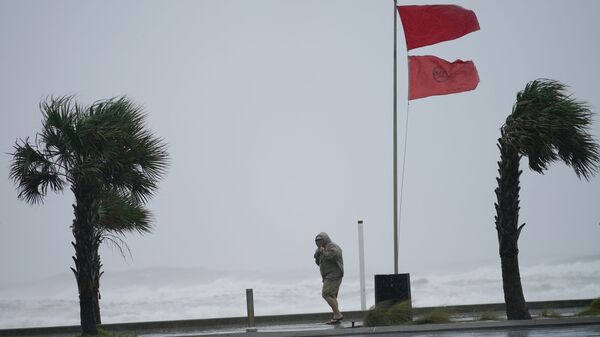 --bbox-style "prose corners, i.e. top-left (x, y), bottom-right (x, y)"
top-left (374, 273), bottom-right (412, 318)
